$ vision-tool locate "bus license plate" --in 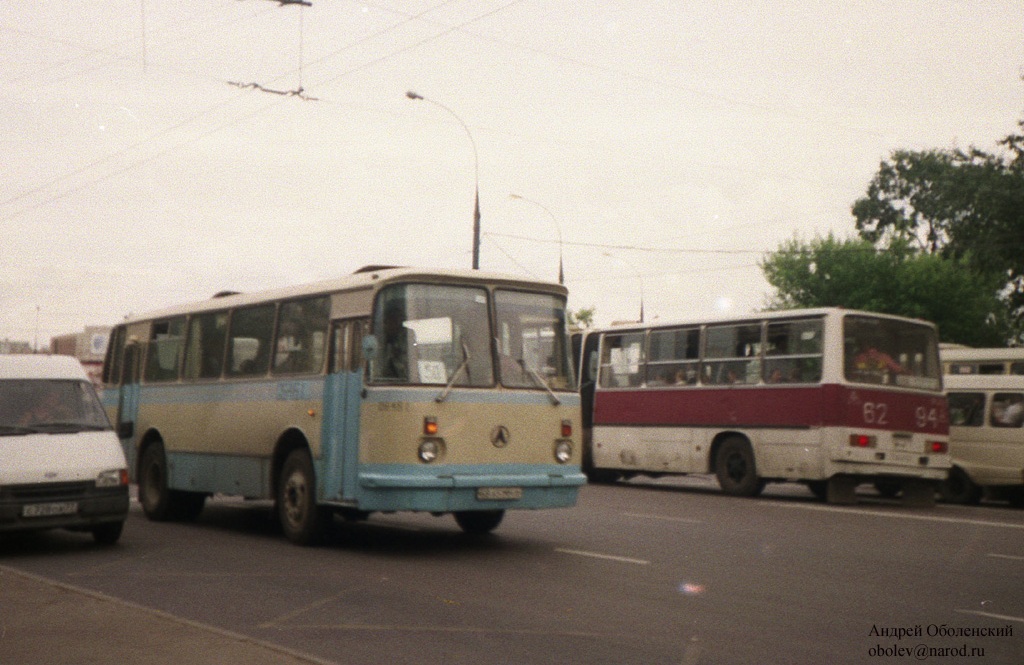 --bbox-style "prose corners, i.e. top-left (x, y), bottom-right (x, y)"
top-left (476, 487), bottom-right (522, 501)
top-left (22, 502), bottom-right (79, 518)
